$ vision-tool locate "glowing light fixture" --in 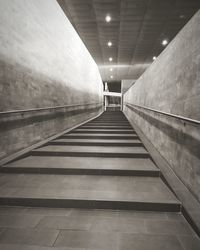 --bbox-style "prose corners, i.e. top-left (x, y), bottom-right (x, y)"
top-left (109, 57), bottom-right (113, 62)
top-left (105, 15), bottom-right (111, 22)
top-left (107, 41), bottom-right (112, 47)
top-left (153, 56), bottom-right (157, 61)
top-left (110, 75), bottom-right (113, 79)
top-left (110, 68), bottom-right (113, 72)
top-left (162, 39), bottom-right (168, 46)
top-left (179, 14), bottom-right (185, 19)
